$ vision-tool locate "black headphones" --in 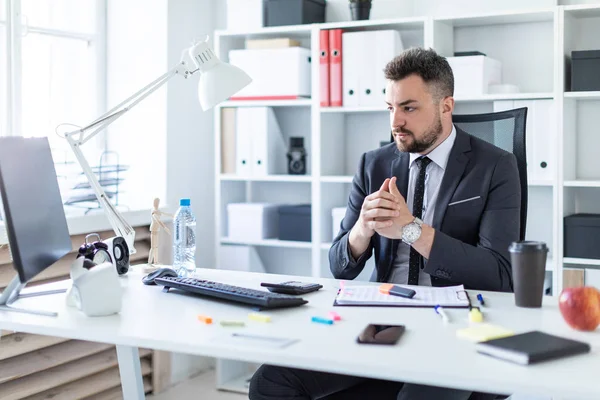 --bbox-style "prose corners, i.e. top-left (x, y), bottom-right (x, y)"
top-left (78, 233), bottom-right (113, 265)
